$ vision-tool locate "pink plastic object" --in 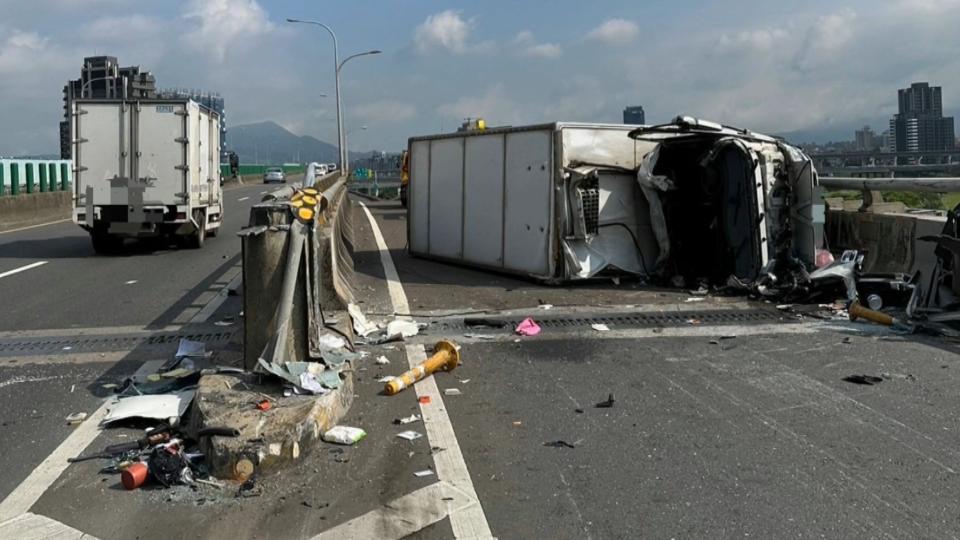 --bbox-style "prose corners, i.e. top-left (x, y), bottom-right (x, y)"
top-left (815, 249), bottom-right (835, 268)
top-left (515, 317), bottom-right (541, 336)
